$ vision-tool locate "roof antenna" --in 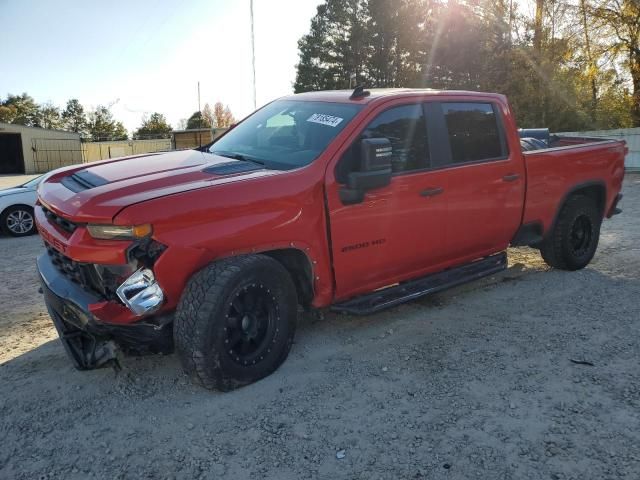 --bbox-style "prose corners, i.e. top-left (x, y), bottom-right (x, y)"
top-left (350, 85), bottom-right (370, 100)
